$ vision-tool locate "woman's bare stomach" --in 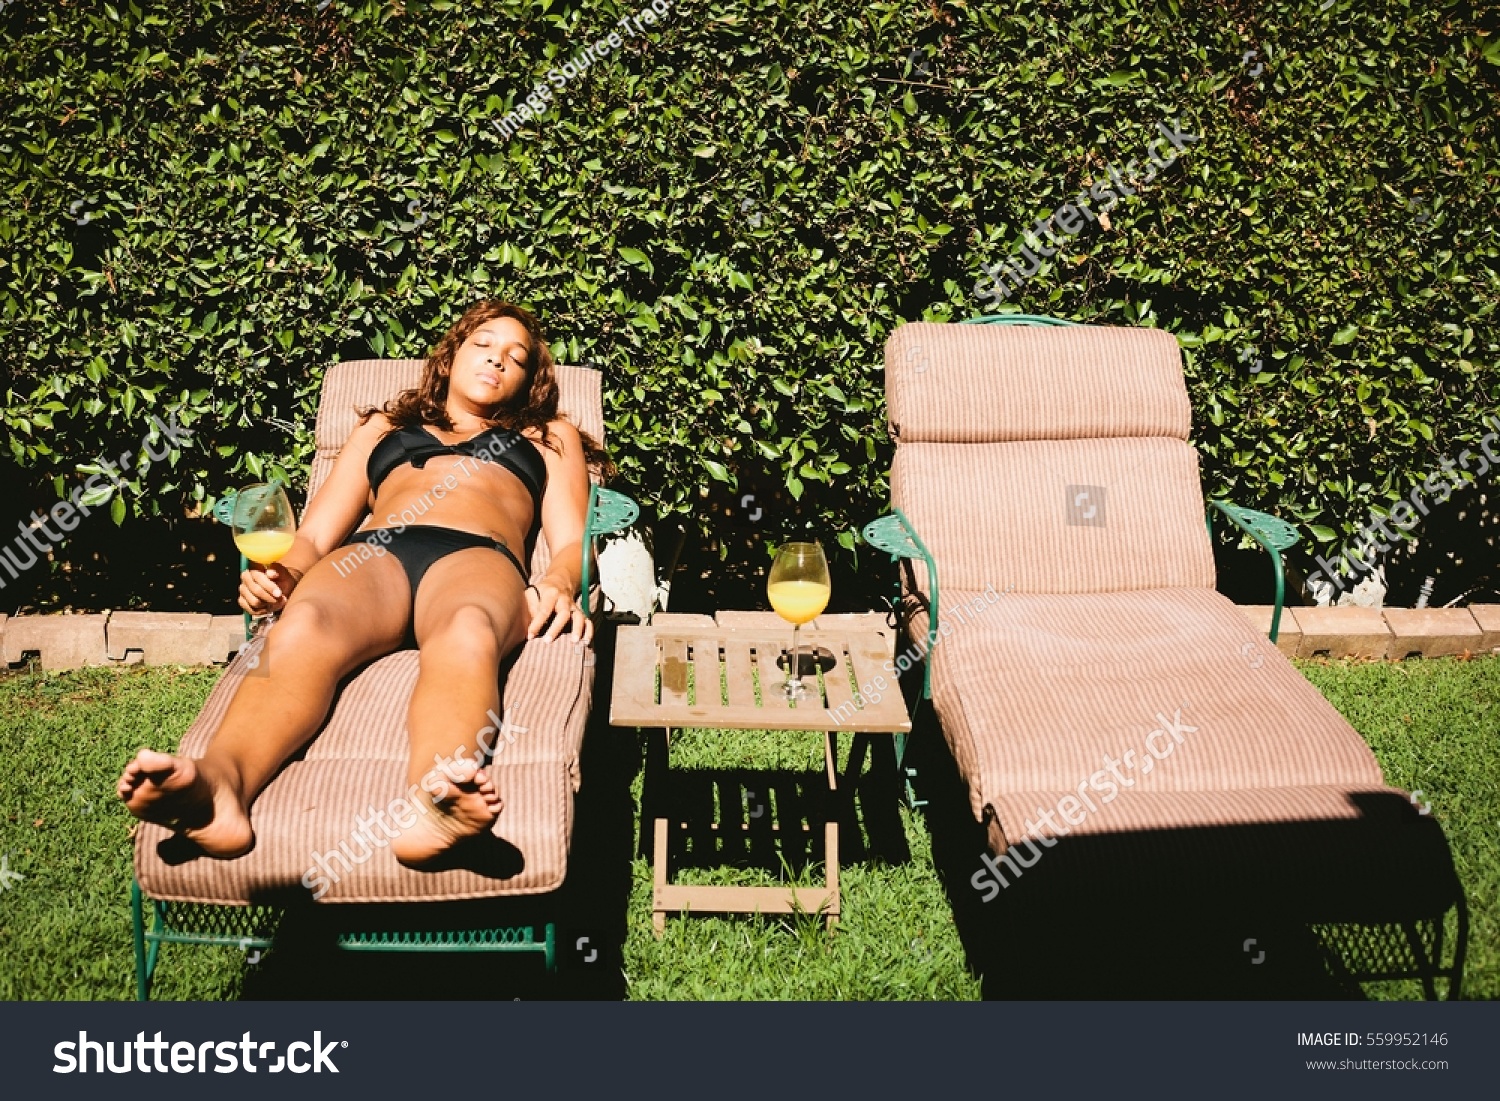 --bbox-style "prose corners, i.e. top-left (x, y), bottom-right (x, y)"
top-left (354, 455), bottom-right (538, 552)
